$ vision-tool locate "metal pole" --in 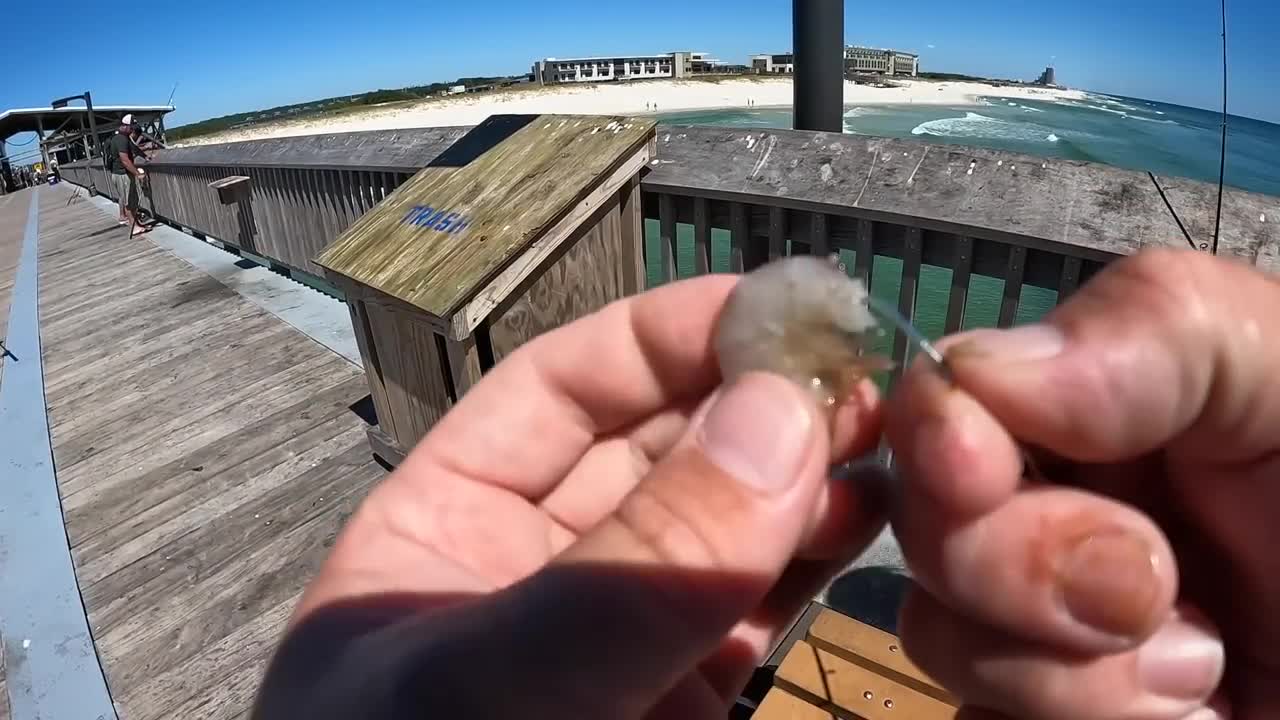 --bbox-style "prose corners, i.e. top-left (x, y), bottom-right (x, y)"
top-left (792, 0), bottom-right (844, 132)
top-left (36, 116), bottom-right (51, 175)
top-left (80, 117), bottom-right (91, 161)
top-left (84, 91), bottom-right (101, 194)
